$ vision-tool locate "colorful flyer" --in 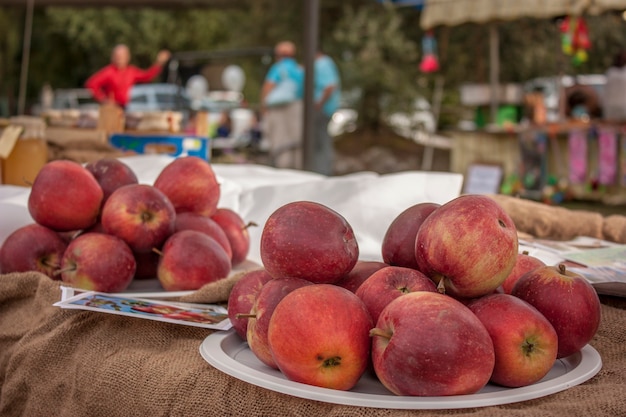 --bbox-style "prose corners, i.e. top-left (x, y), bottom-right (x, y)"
top-left (54, 287), bottom-right (231, 330)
